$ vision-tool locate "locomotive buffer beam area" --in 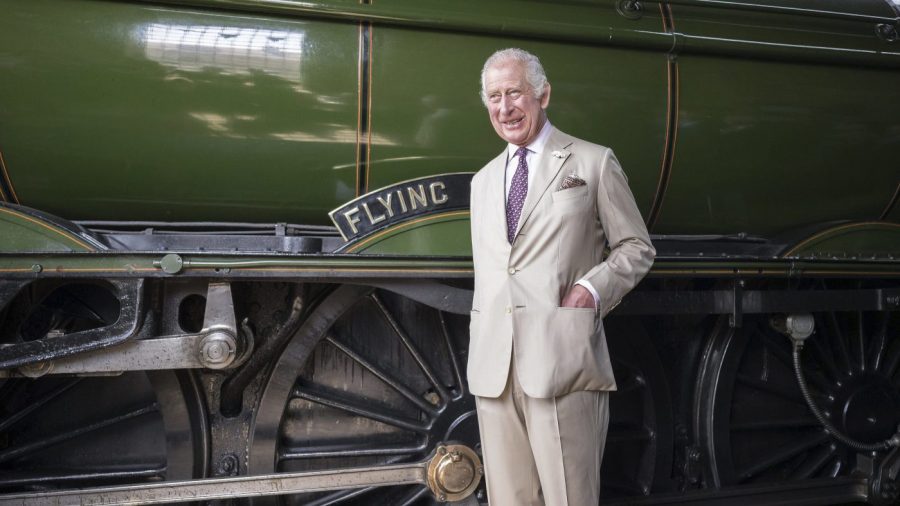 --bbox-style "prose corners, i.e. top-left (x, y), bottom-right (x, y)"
top-left (0, 282), bottom-right (251, 378)
top-left (0, 444), bottom-right (482, 505)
